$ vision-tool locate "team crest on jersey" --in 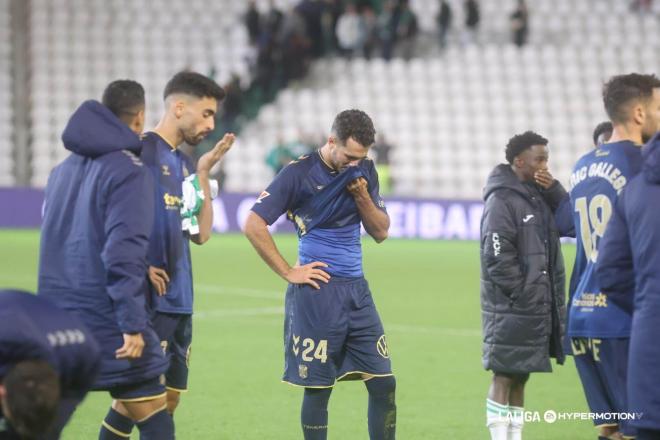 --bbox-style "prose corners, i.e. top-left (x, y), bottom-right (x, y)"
top-left (256, 190), bottom-right (270, 204)
top-left (376, 335), bottom-right (389, 358)
top-left (298, 364), bottom-right (308, 379)
top-left (162, 165), bottom-right (170, 176)
top-left (160, 340), bottom-right (168, 353)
